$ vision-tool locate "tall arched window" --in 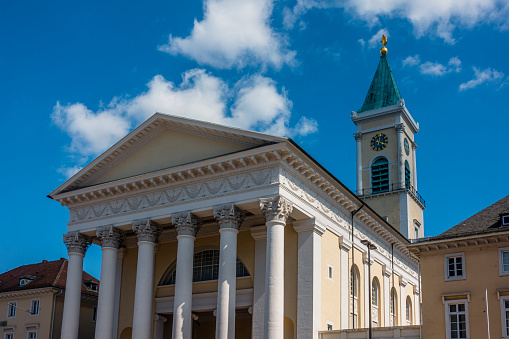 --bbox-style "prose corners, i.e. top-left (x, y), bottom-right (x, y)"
top-left (406, 296), bottom-right (412, 325)
top-left (159, 249), bottom-right (250, 286)
top-left (405, 160), bottom-right (411, 188)
top-left (372, 157), bottom-right (389, 193)
top-left (390, 288), bottom-right (398, 326)
top-left (350, 266), bottom-right (359, 328)
top-left (372, 278), bottom-right (380, 327)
